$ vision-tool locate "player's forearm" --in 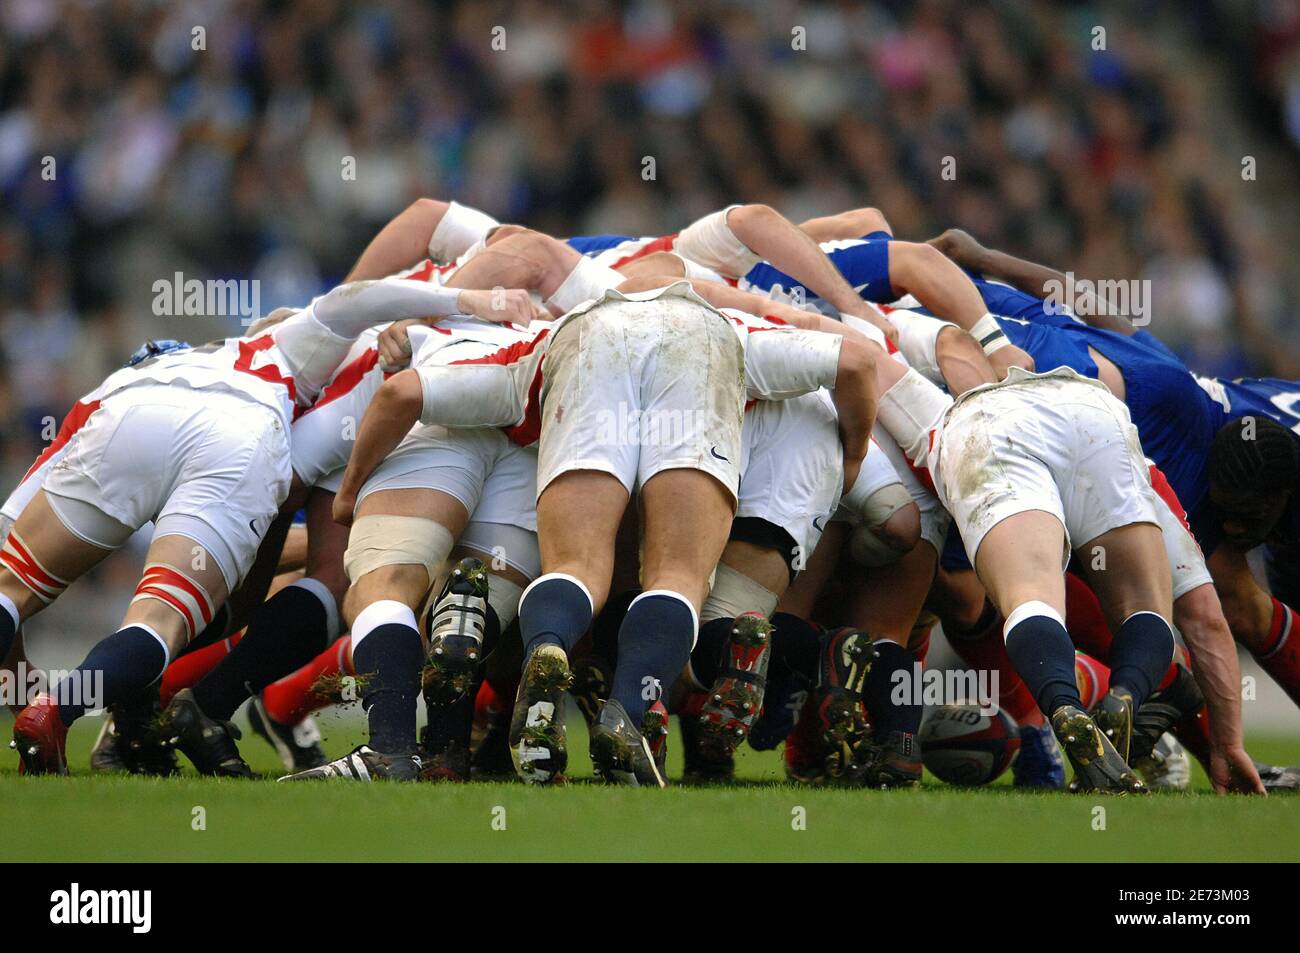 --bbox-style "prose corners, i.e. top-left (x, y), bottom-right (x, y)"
top-left (888, 242), bottom-right (989, 333)
top-left (1186, 627), bottom-right (1248, 750)
top-left (336, 371), bottom-right (423, 509)
top-left (728, 208), bottom-right (875, 321)
top-left (346, 199), bottom-right (450, 281)
top-left (832, 338), bottom-right (878, 466)
top-left (311, 278), bottom-right (463, 339)
top-left (973, 246), bottom-right (1136, 337)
